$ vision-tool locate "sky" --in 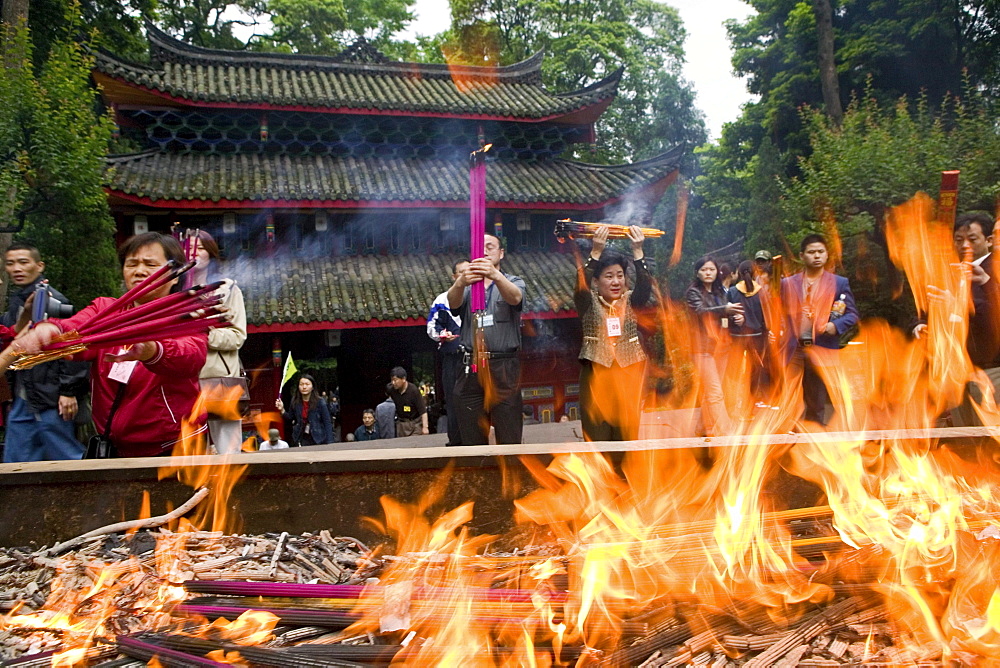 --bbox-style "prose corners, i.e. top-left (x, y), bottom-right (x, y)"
top-left (400, 0), bottom-right (758, 141)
